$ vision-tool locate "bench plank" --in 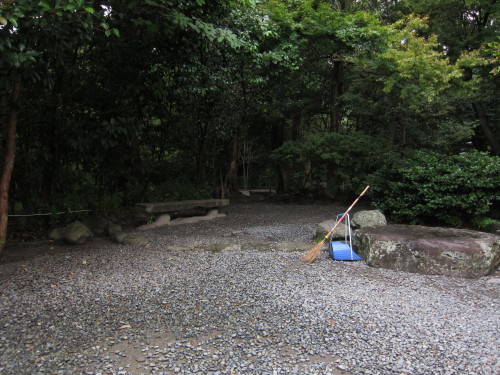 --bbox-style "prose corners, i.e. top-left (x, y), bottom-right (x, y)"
top-left (135, 199), bottom-right (230, 214)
